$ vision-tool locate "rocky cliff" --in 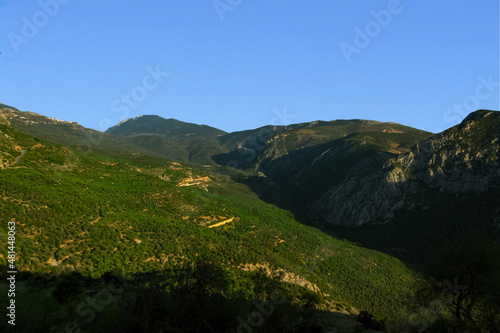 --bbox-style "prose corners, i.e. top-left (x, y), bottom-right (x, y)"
top-left (311, 110), bottom-right (500, 227)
